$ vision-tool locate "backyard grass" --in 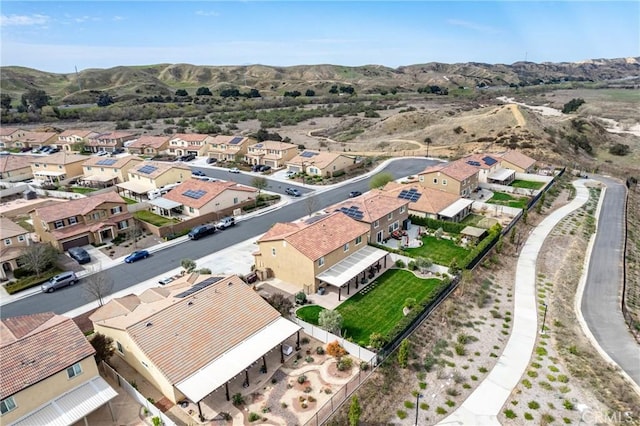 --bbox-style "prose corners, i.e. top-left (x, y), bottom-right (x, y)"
top-left (486, 192), bottom-right (529, 209)
top-left (296, 305), bottom-right (324, 324)
top-left (511, 180), bottom-right (545, 190)
top-left (70, 187), bottom-right (97, 194)
top-left (123, 197), bottom-right (138, 204)
top-left (134, 210), bottom-right (179, 227)
top-left (459, 214), bottom-right (485, 227)
top-left (405, 236), bottom-right (470, 266)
